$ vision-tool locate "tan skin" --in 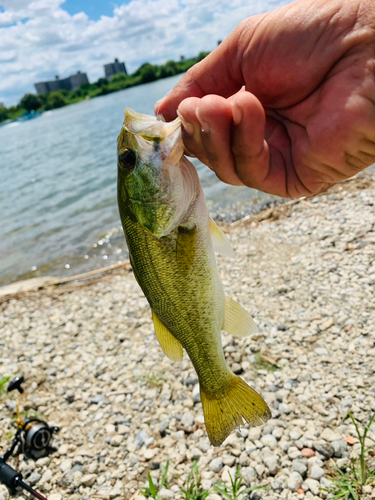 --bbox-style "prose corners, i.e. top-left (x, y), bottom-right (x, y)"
top-left (155, 0), bottom-right (375, 198)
